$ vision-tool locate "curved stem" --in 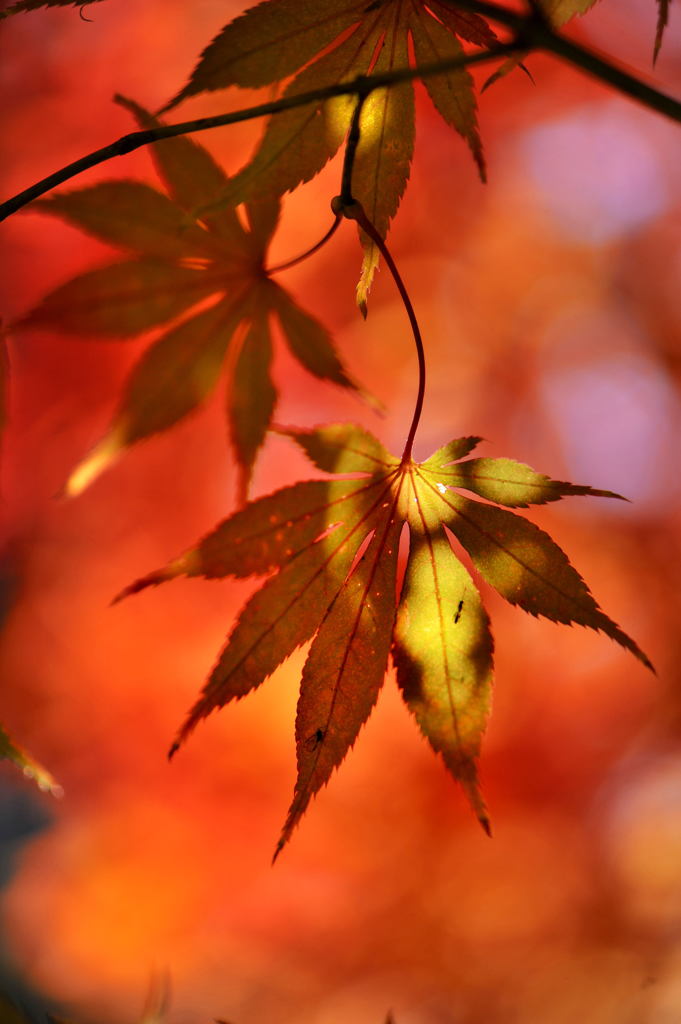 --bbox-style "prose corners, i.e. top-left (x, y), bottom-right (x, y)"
top-left (267, 215), bottom-right (341, 275)
top-left (336, 93), bottom-right (424, 459)
top-left (342, 203), bottom-right (425, 463)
